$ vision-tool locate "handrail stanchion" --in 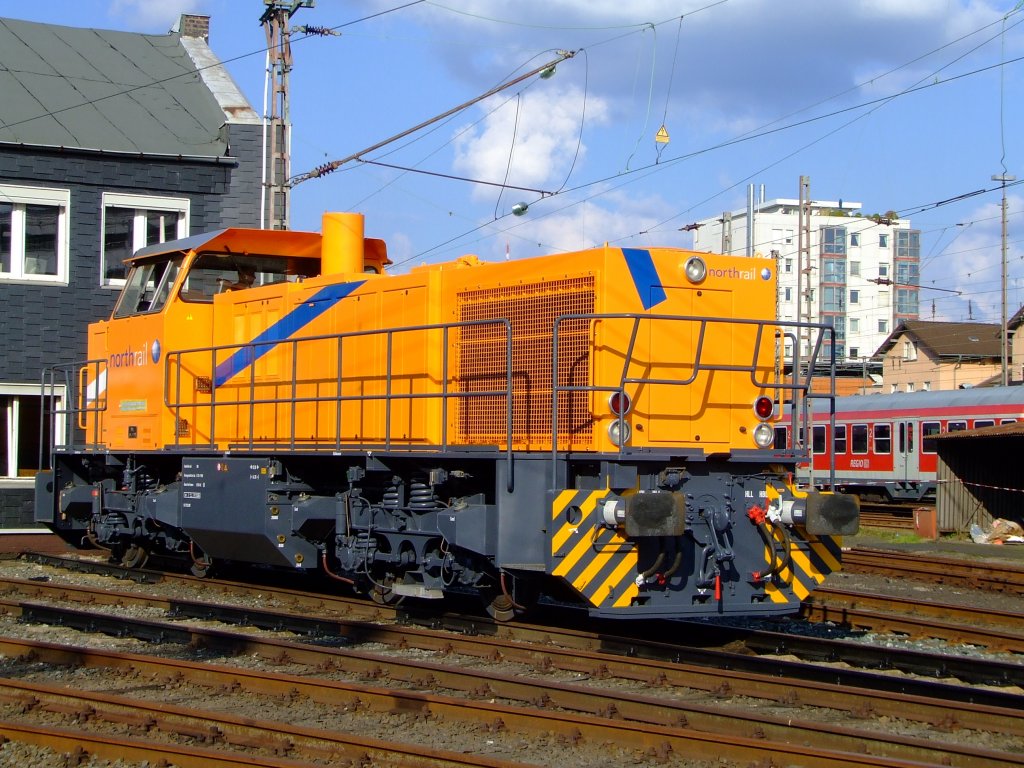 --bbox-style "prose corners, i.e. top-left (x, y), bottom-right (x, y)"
top-left (290, 338), bottom-right (299, 450)
top-left (335, 335), bottom-right (344, 451)
top-left (504, 319), bottom-right (513, 493)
